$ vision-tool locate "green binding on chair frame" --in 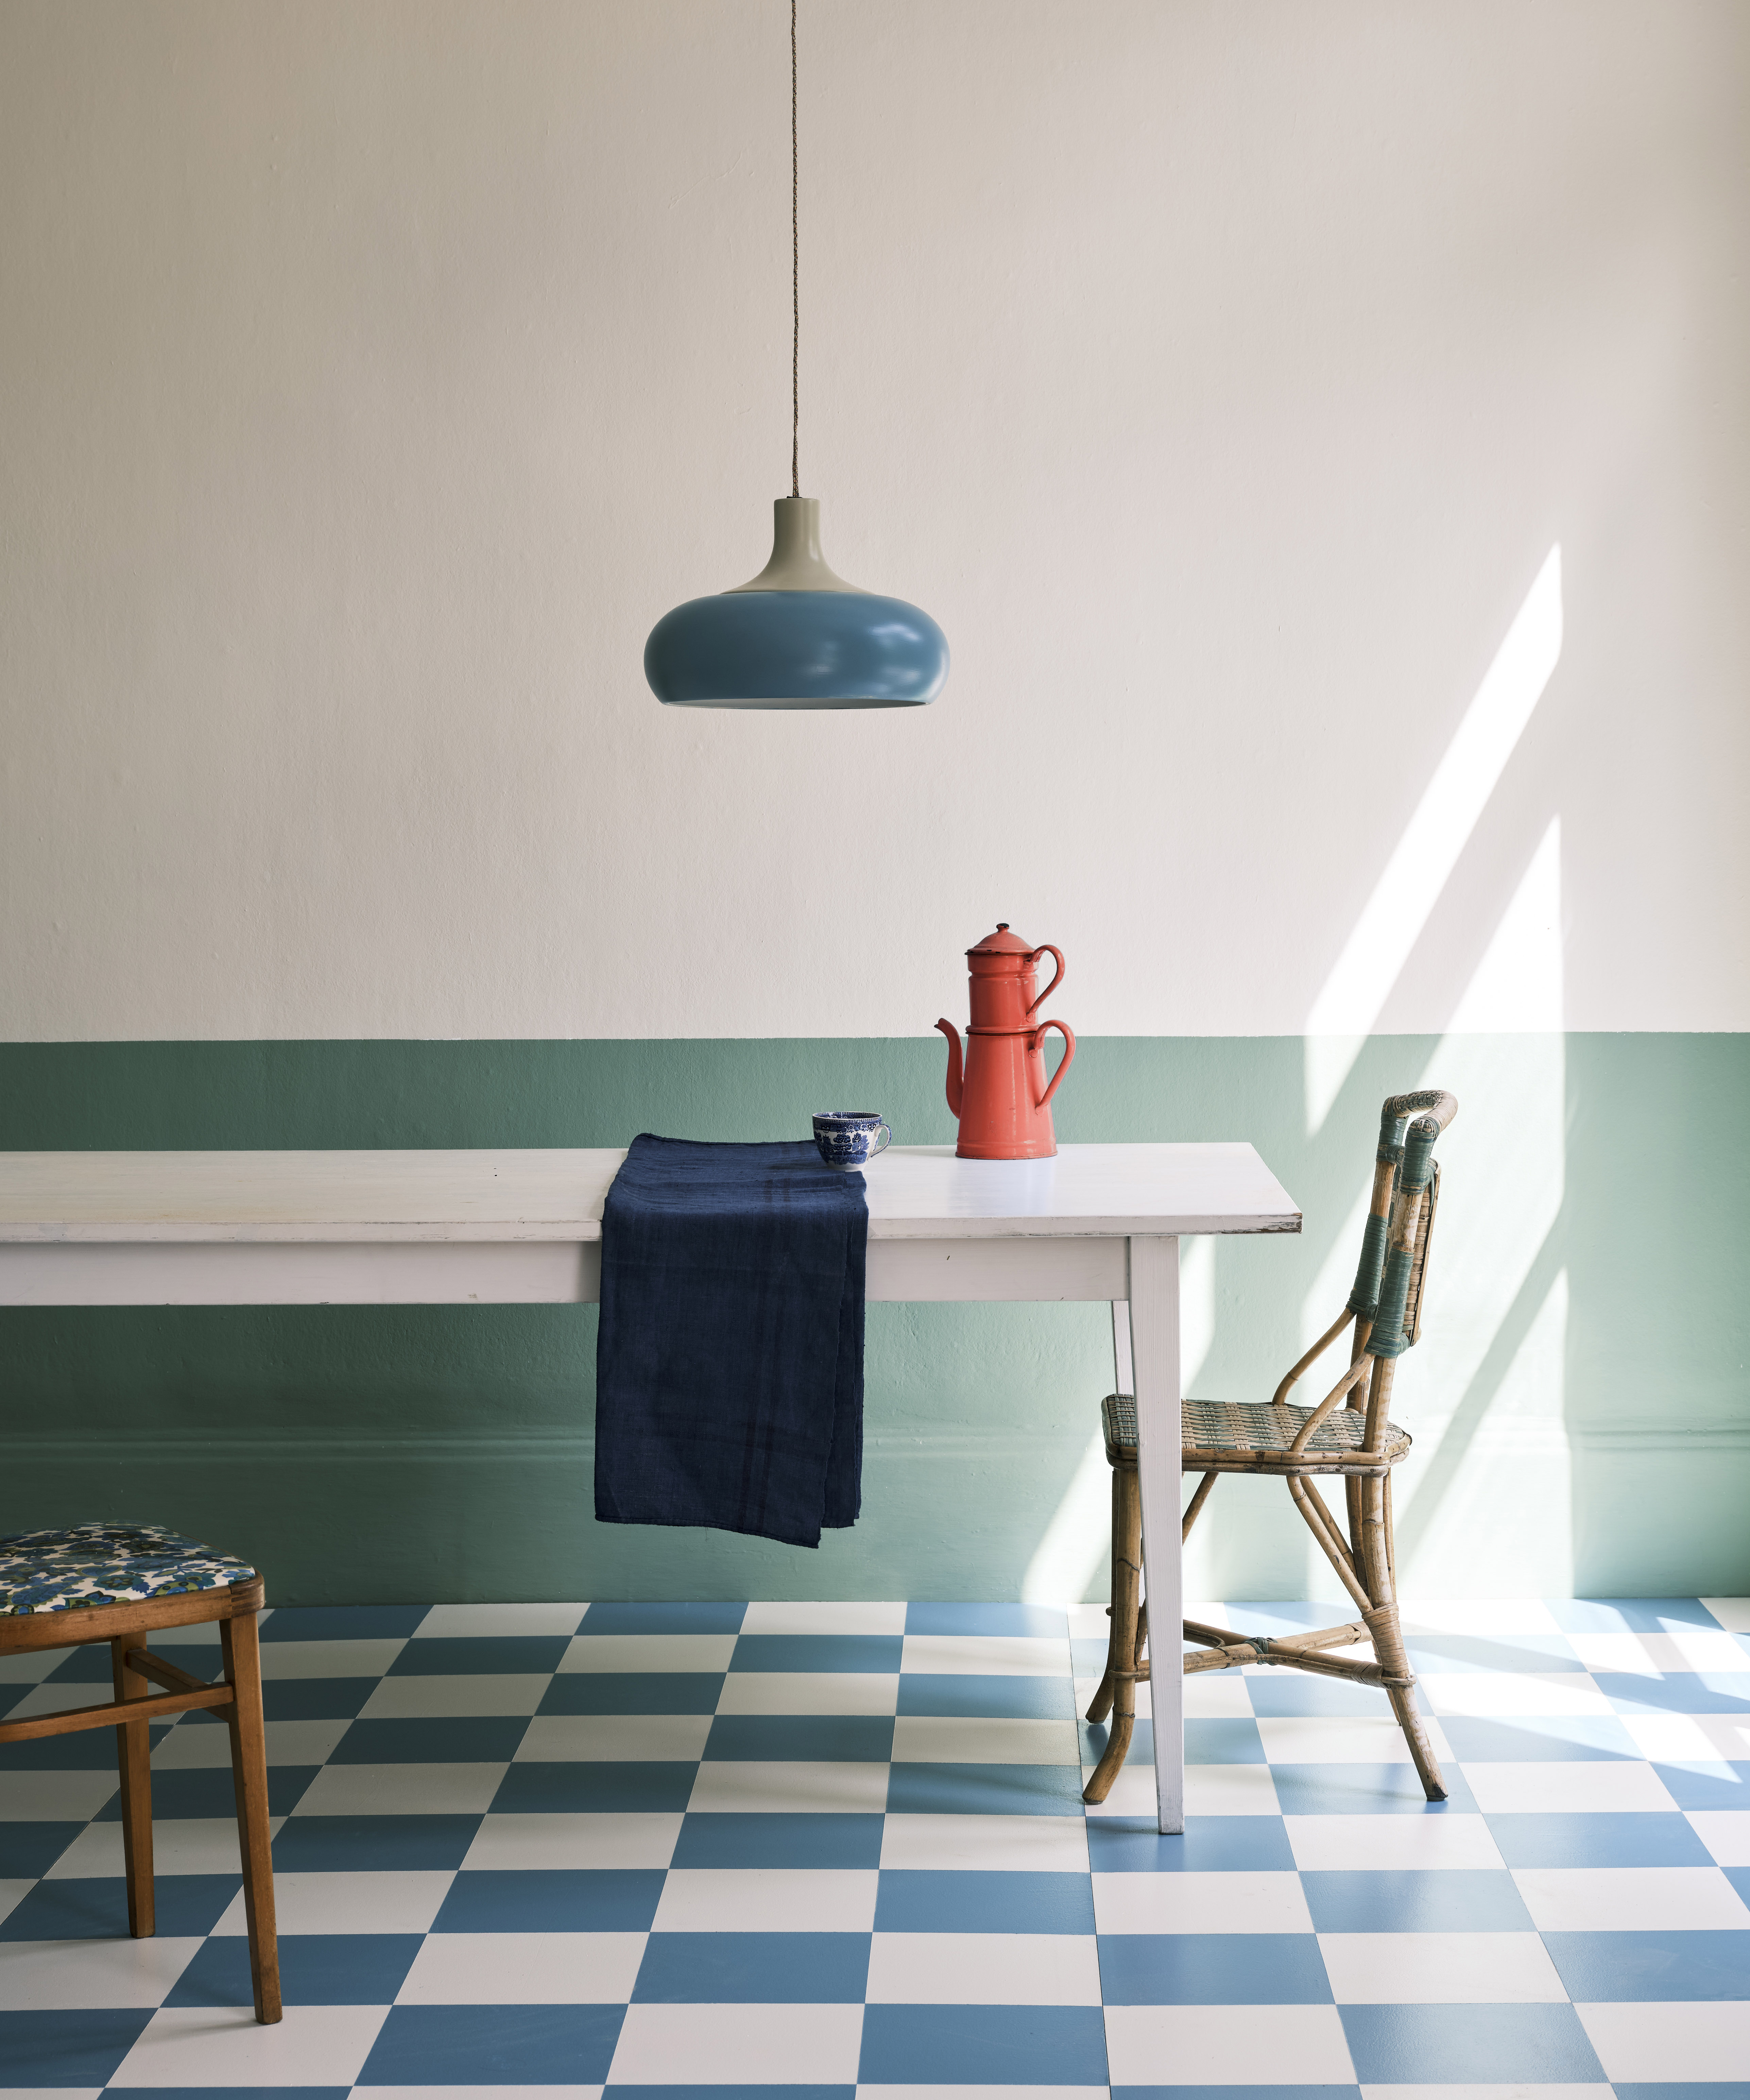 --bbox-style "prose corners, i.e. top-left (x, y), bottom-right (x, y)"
top-left (1084, 1088), bottom-right (1458, 1807)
